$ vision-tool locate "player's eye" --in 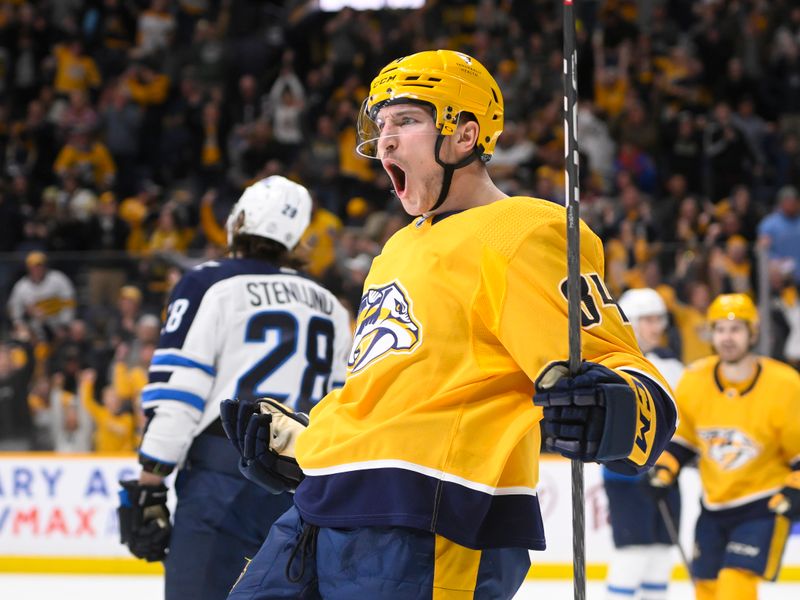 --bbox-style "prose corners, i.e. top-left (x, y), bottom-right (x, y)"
top-left (400, 116), bottom-right (416, 126)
